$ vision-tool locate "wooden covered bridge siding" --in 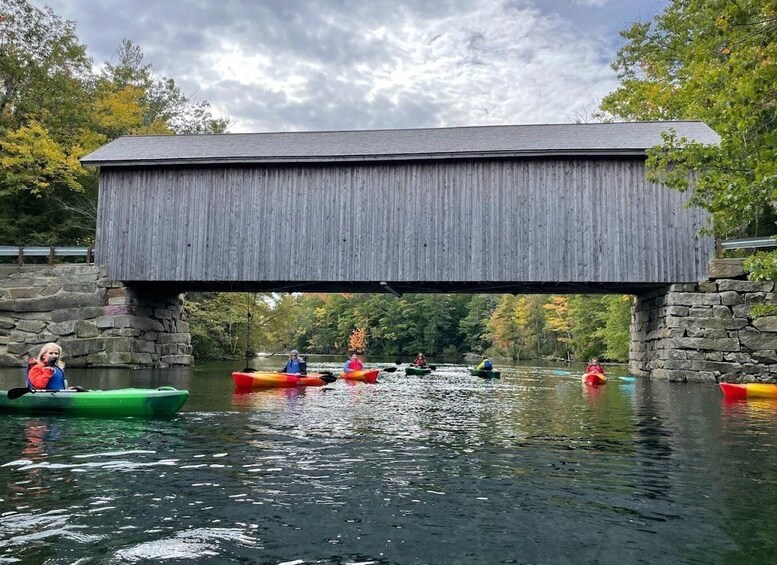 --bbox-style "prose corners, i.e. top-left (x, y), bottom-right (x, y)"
top-left (87, 122), bottom-right (718, 295)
